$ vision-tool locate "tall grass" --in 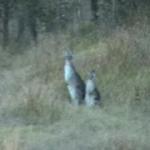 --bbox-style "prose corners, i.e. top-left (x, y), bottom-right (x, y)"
top-left (0, 22), bottom-right (150, 150)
